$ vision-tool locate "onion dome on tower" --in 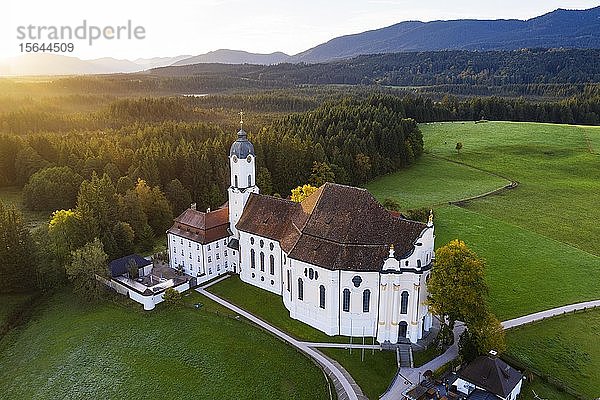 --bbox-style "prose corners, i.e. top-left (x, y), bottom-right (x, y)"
top-left (229, 110), bottom-right (255, 158)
